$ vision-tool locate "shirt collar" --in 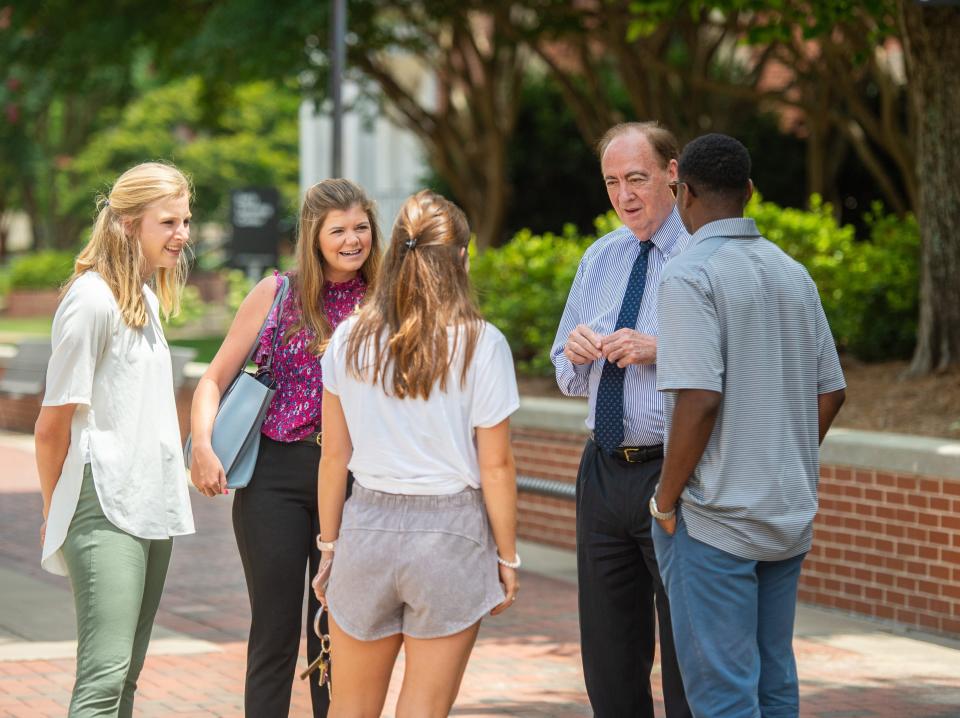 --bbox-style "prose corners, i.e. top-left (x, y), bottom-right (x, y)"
top-left (638, 206), bottom-right (685, 256)
top-left (690, 217), bottom-right (761, 246)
